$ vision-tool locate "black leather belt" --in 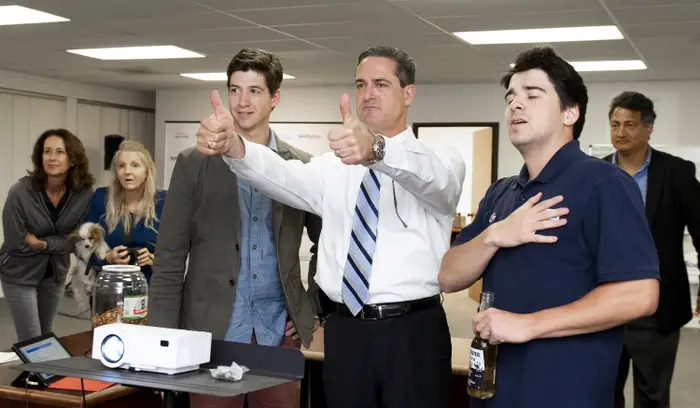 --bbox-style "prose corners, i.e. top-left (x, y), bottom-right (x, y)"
top-left (331, 295), bottom-right (441, 320)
